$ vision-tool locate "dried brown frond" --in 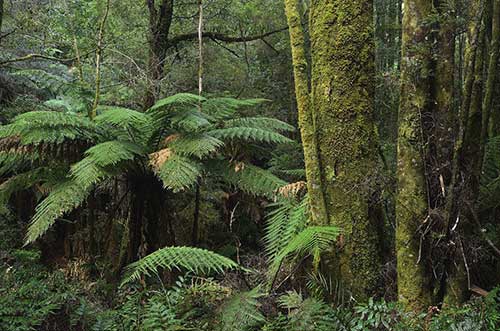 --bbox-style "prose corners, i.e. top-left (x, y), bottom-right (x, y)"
top-left (149, 148), bottom-right (172, 170)
top-left (234, 162), bottom-right (245, 172)
top-left (277, 181), bottom-right (307, 198)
